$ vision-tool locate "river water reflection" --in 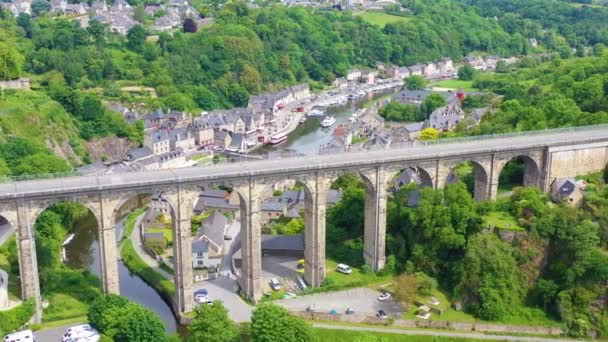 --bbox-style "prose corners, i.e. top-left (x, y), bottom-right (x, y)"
top-left (64, 213), bottom-right (180, 333)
